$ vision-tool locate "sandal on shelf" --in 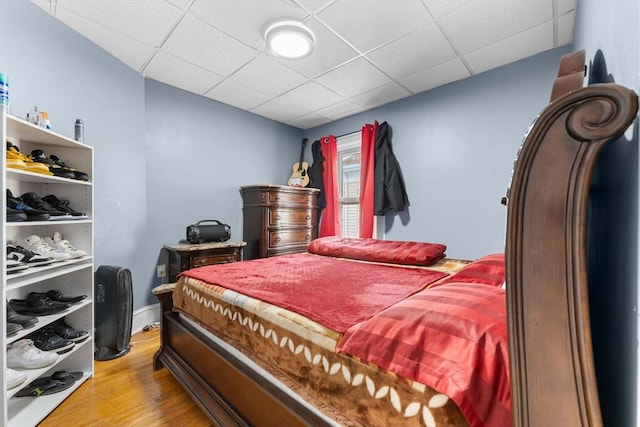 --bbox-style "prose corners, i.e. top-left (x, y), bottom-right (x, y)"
top-left (15, 377), bottom-right (74, 397)
top-left (14, 371), bottom-right (83, 397)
